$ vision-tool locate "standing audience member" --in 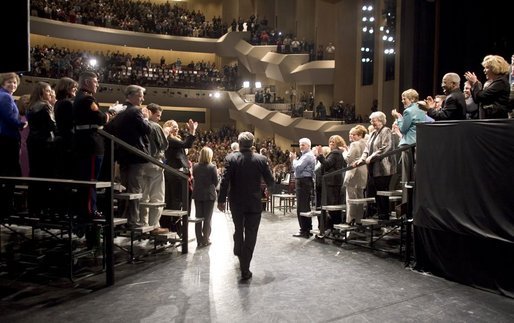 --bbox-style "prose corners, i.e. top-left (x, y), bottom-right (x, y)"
top-left (161, 118), bottom-right (198, 232)
top-left (343, 125), bottom-right (368, 225)
top-left (313, 146), bottom-right (329, 222)
top-left (54, 77), bottom-right (78, 179)
top-left (315, 135), bottom-right (346, 230)
top-left (106, 85), bottom-right (151, 229)
top-left (217, 132), bottom-right (274, 280)
top-left (230, 141), bottom-right (239, 153)
top-left (464, 54), bottom-right (511, 119)
top-left (26, 82), bottom-right (57, 214)
top-left (355, 111), bottom-right (396, 220)
top-left (433, 95), bottom-right (446, 110)
top-left (139, 103), bottom-right (169, 234)
top-left (72, 71), bottom-right (110, 219)
top-left (0, 73), bottom-right (26, 214)
top-left (421, 73), bottom-right (466, 121)
top-left (391, 88), bottom-right (426, 184)
top-left (192, 146), bottom-right (218, 247)
top-left (0, 73), bottom-right (26, 177)
top-left (290, 138), bottom-right (316, 238)
top-left (463, 81), bottom-right (479, 119)
top-left (49, 89), bottom-right (57, 107)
